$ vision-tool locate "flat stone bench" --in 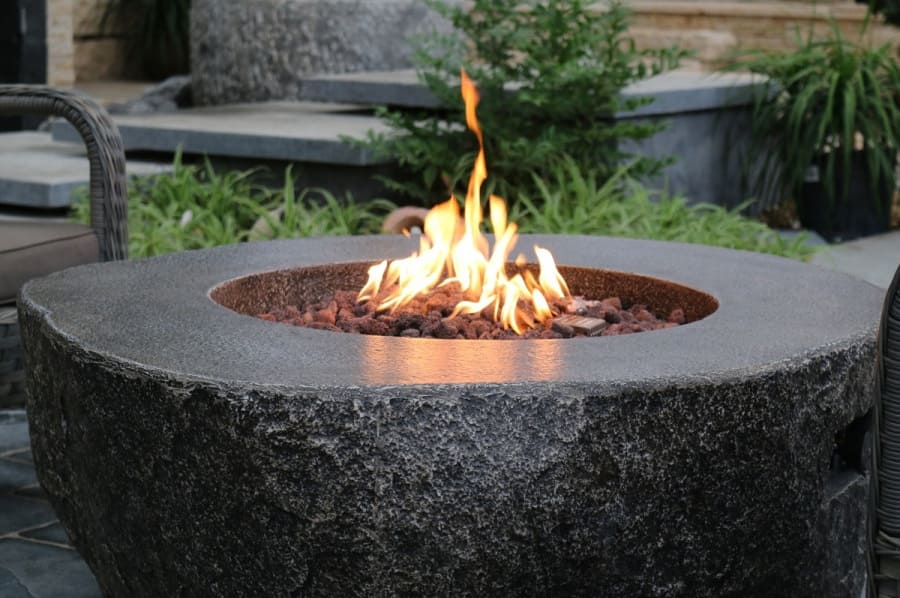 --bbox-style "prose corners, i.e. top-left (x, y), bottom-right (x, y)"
top-left (52, 102), bottom-right (391, 167)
